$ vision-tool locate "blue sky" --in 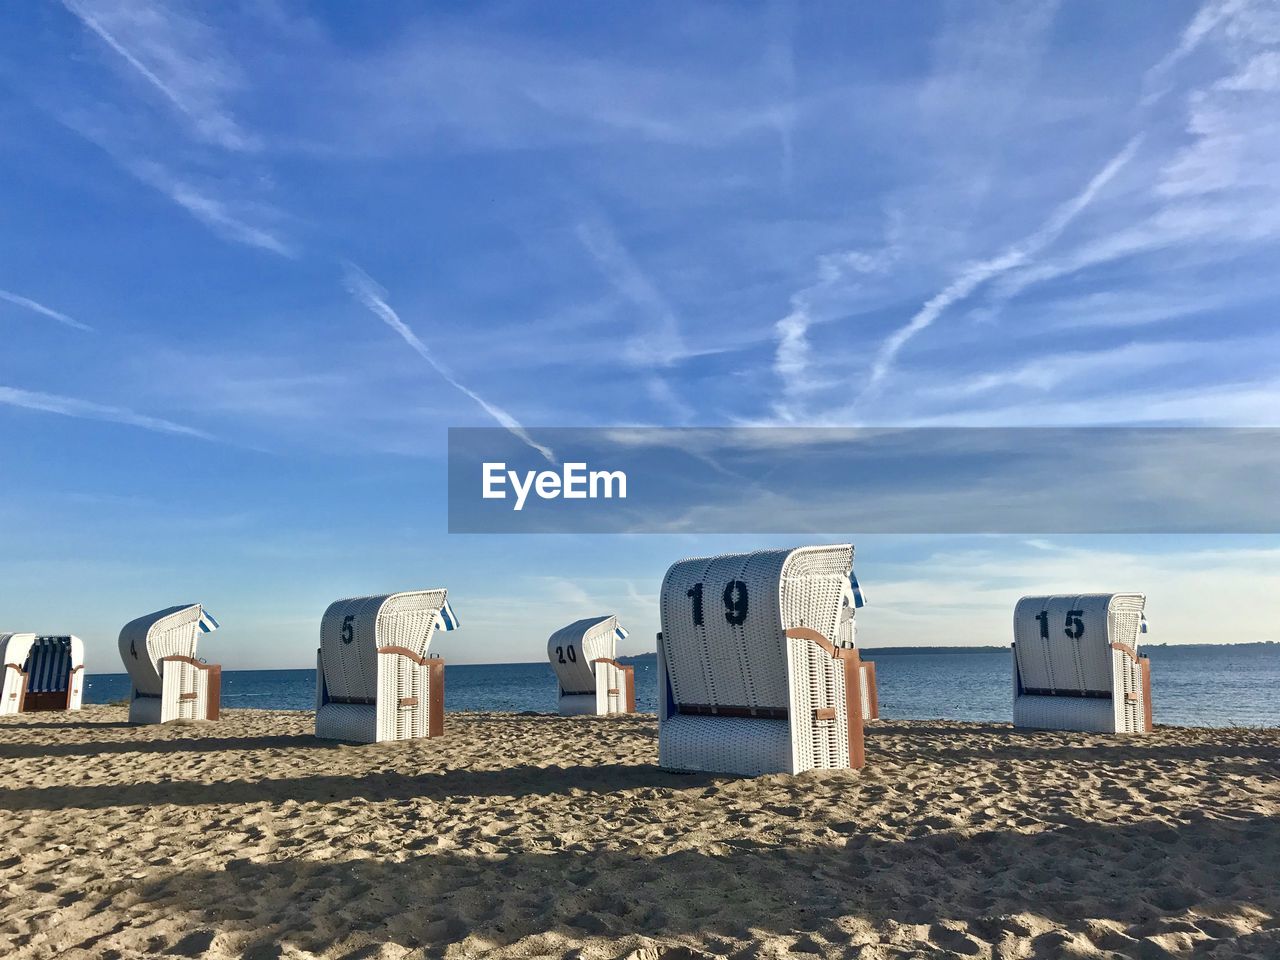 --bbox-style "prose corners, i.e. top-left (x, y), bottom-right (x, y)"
top-left (1, 1), bottom-right (1277, 670)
